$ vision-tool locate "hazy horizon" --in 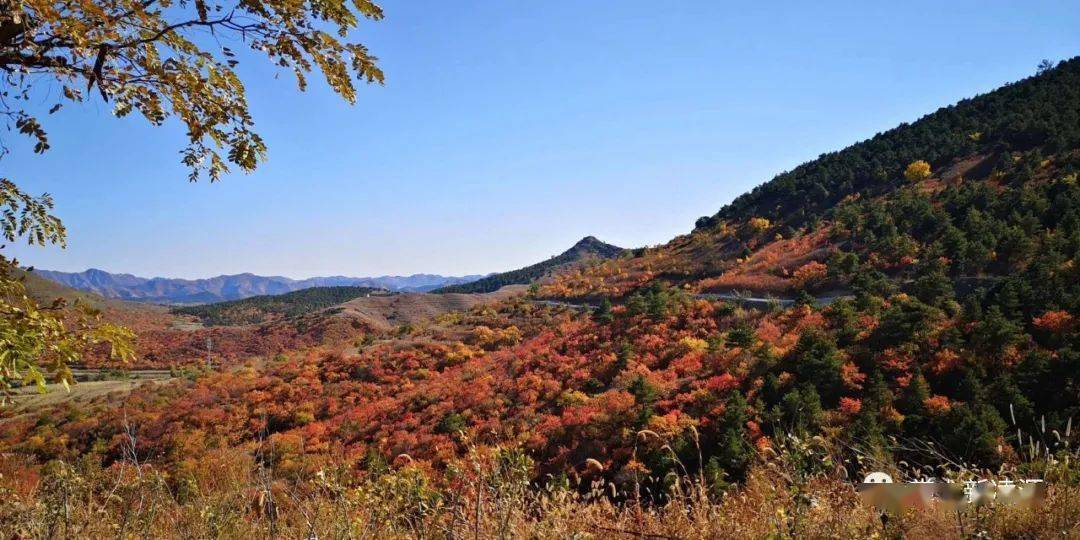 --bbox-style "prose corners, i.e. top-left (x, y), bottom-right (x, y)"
top-left (34, 267), bottom-right (490, 281)
top-left (34, 266), bottom-right (490, 280)
top-left (6, 0), bottom-right (1079, 279)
